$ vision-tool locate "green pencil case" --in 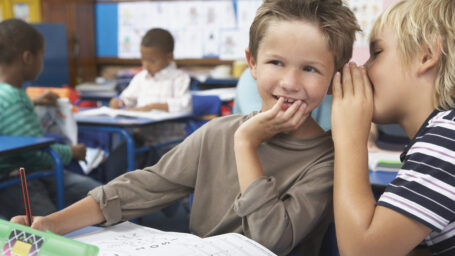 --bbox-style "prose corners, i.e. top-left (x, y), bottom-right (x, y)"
top-left (0, 219), bottom-right (98, 256)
